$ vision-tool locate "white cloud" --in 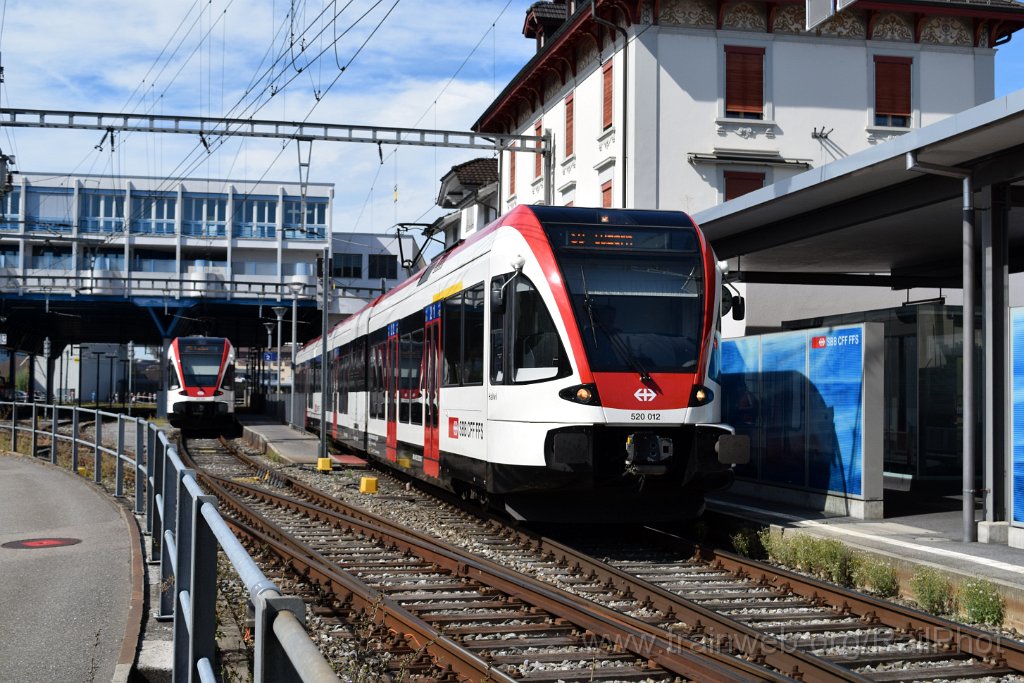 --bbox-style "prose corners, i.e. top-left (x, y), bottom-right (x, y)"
top-left (0, 0), bottom-right (537, 235)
